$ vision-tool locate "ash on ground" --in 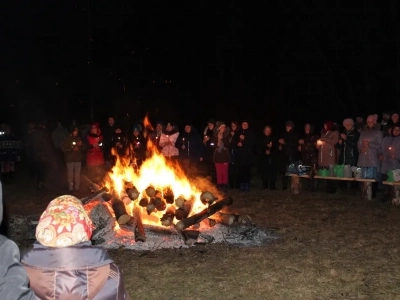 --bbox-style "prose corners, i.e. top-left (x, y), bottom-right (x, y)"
top-left (93, 220), bottom-right (278, 251)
